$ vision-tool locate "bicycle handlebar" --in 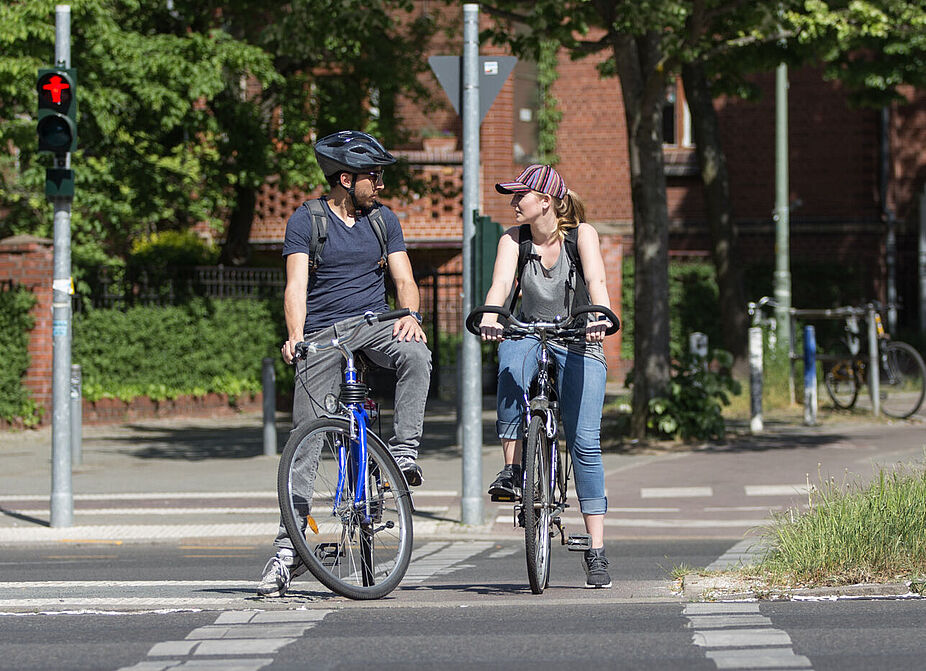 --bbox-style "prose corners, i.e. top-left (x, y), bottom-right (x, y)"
top-left (295, 309), bottom-right (411, 359)
top-left (465, 304), bottom-right (620, 340)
